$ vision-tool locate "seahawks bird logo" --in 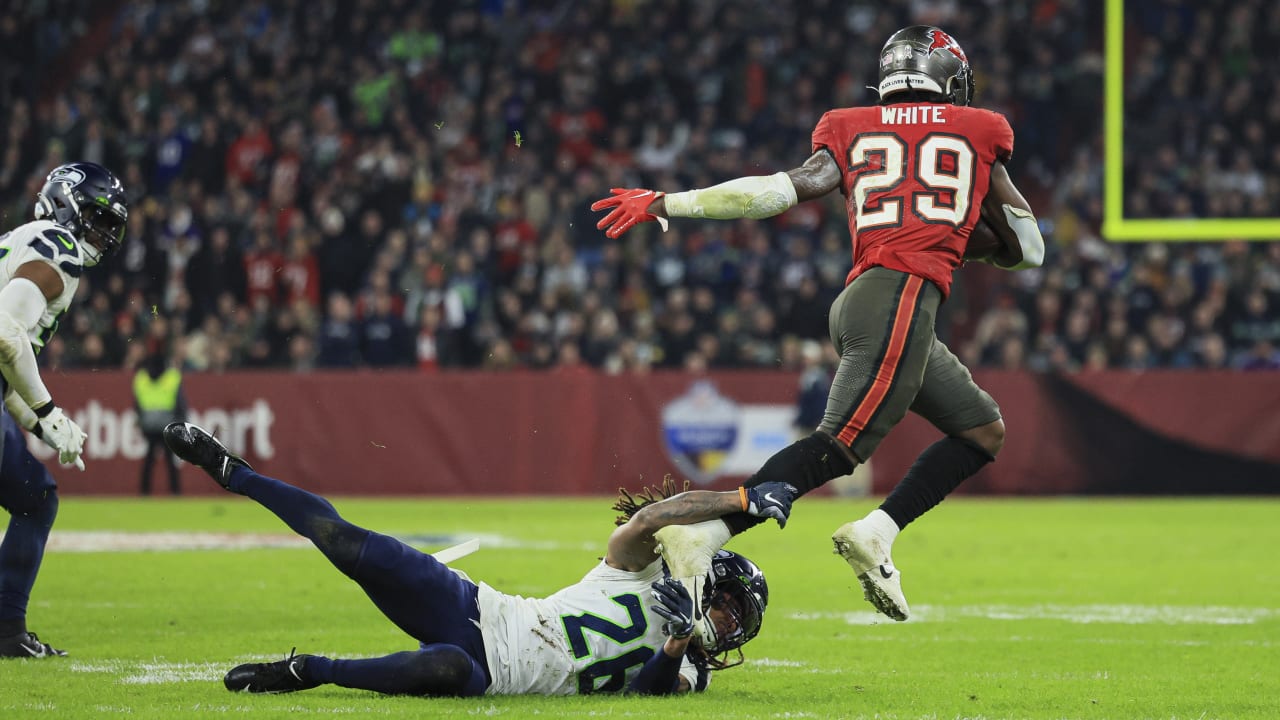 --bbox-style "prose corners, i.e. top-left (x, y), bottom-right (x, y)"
top-left (47, 166), bottom-right (87, 186)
